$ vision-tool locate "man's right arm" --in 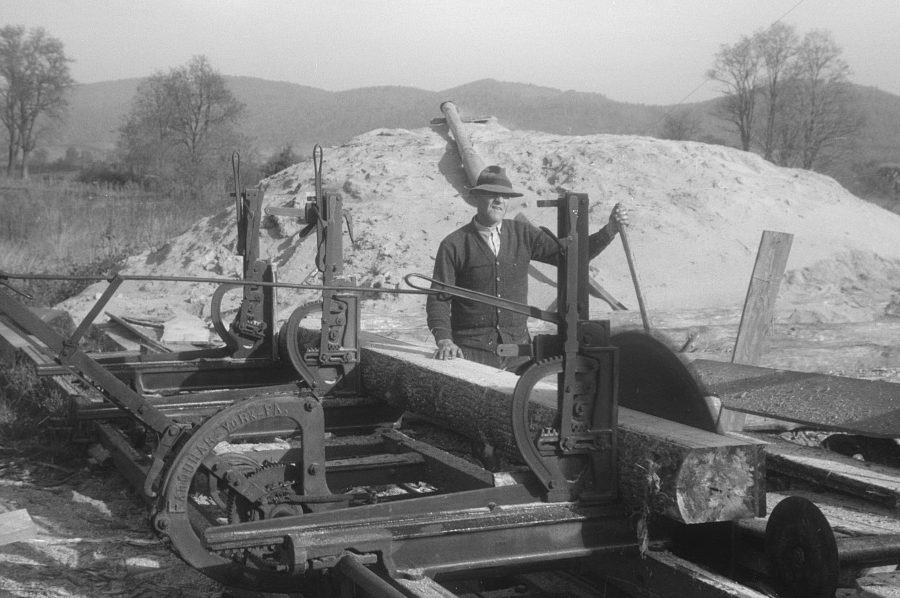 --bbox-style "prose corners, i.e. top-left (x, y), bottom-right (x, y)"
top-left (426, 242), bottom-right (463, 359)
